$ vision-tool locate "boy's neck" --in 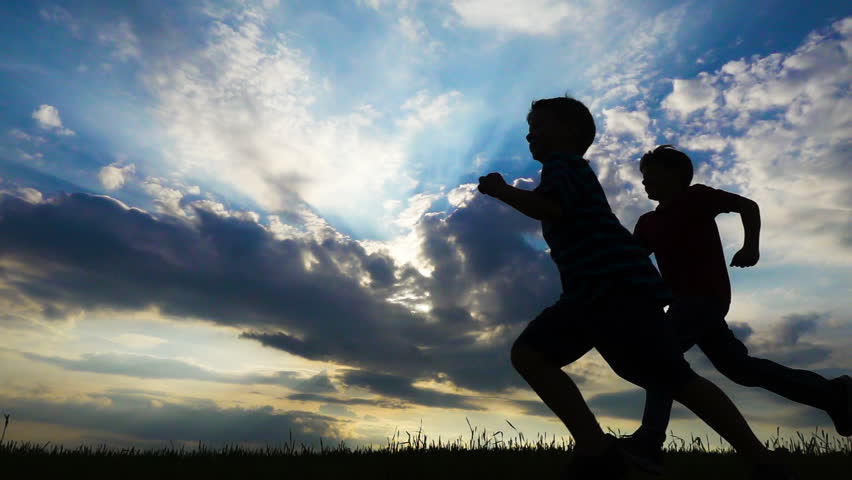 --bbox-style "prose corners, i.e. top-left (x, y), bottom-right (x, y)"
top-left (543, 150), bottom-right (583, 162)
top-left (656, 185), bottom-right (689, 207)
